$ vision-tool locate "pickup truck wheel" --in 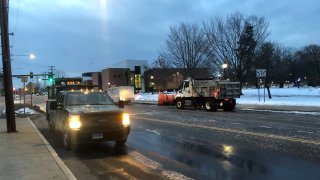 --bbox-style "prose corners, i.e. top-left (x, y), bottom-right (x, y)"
top-left (176, 99), bottom-right (185, 109)
top-left (115, 138), bottom-right (127, 146)
top-left (204, 99), bottom-right (217, 112)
